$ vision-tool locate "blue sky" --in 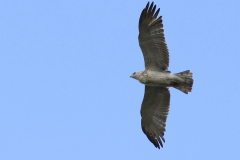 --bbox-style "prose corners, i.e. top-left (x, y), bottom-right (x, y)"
top-left (1, 0), bottom-right (240, 159)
